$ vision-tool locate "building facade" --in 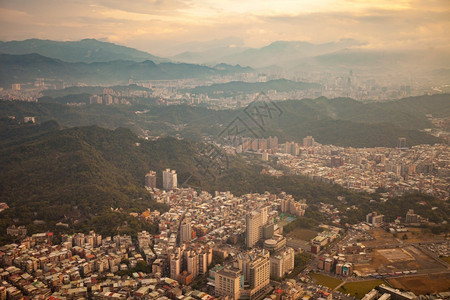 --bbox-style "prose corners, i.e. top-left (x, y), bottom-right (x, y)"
top-left (163, 169), bottom-right (177, 190)
top-left (145, 171), bottom-right (157, 189)
top-left (215, 268), bottom-right (241, 300)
